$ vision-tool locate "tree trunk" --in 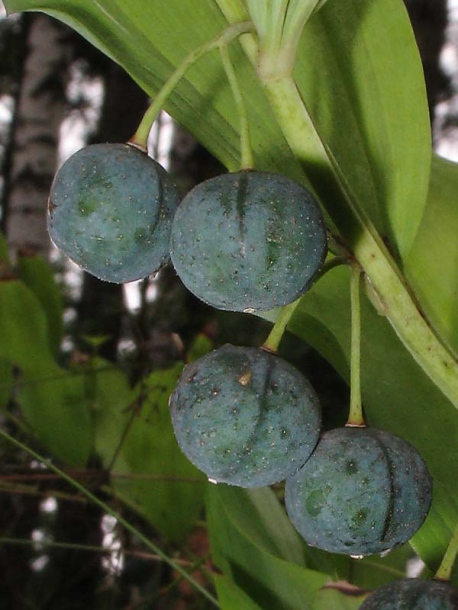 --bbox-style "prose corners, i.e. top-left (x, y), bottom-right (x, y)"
top-left (404, 0), bottom-right (448, 121)
top-left (4, 14), bottom-right (75, 256)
